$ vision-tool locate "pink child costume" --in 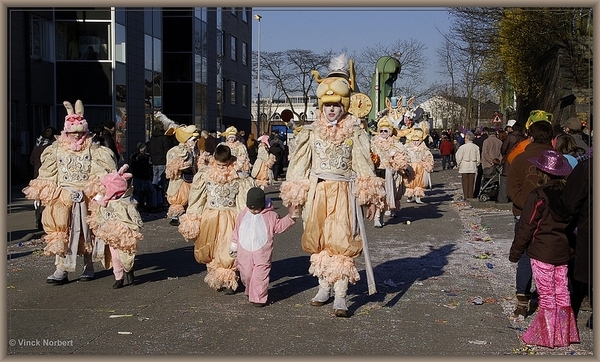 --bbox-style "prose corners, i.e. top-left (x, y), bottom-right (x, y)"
top-left (509, 150), bottom-right (579, 348)
top-left (229, 187), bottom-right (296, 306)
top-left (87, 164), bottom-right (143, 289)
top-left (22, 100), bottom-right (117, 284)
